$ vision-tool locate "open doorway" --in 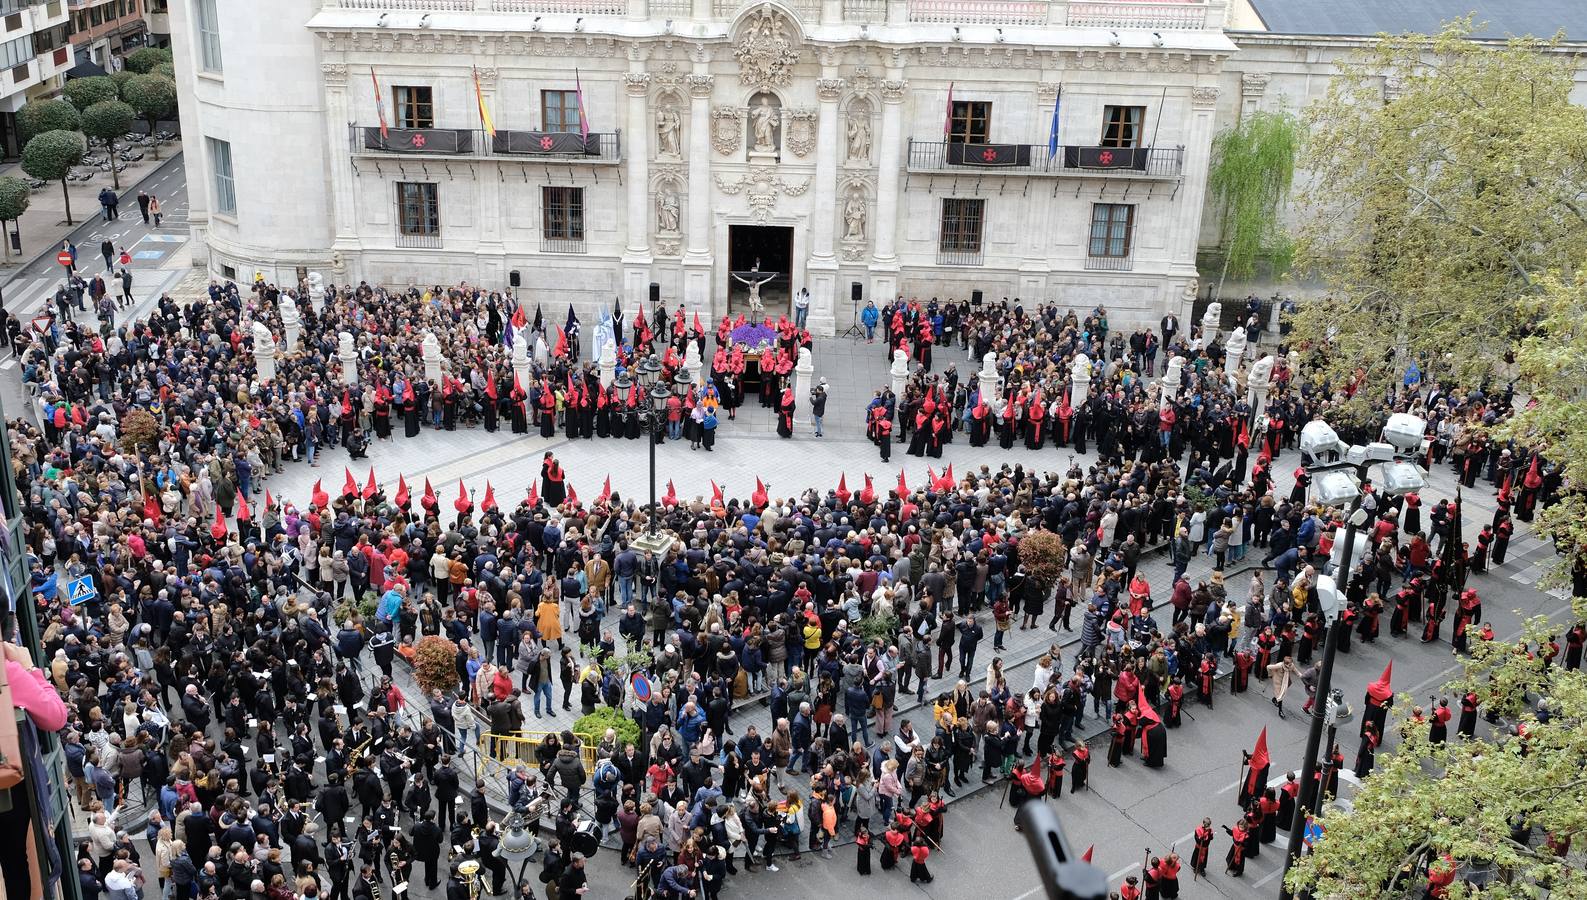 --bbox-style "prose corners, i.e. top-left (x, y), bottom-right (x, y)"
top-left (727, 224), bottom-right (793, 317)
